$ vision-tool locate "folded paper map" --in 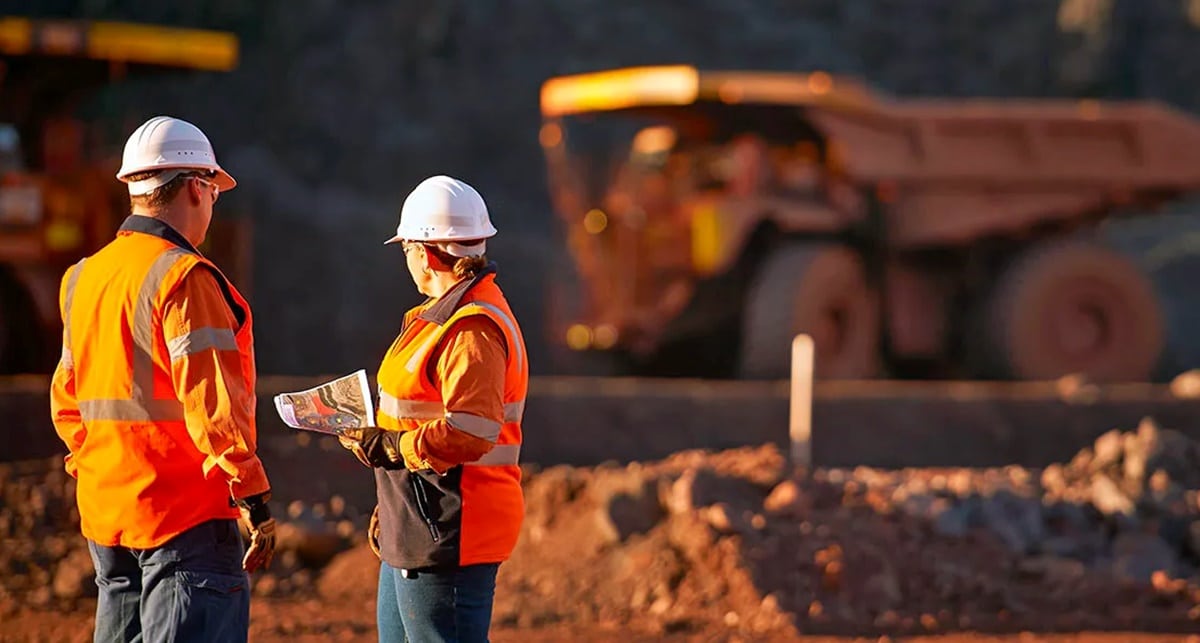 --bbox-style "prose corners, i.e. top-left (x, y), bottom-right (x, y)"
top-left (273, 369), bottom-right (375, 435)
